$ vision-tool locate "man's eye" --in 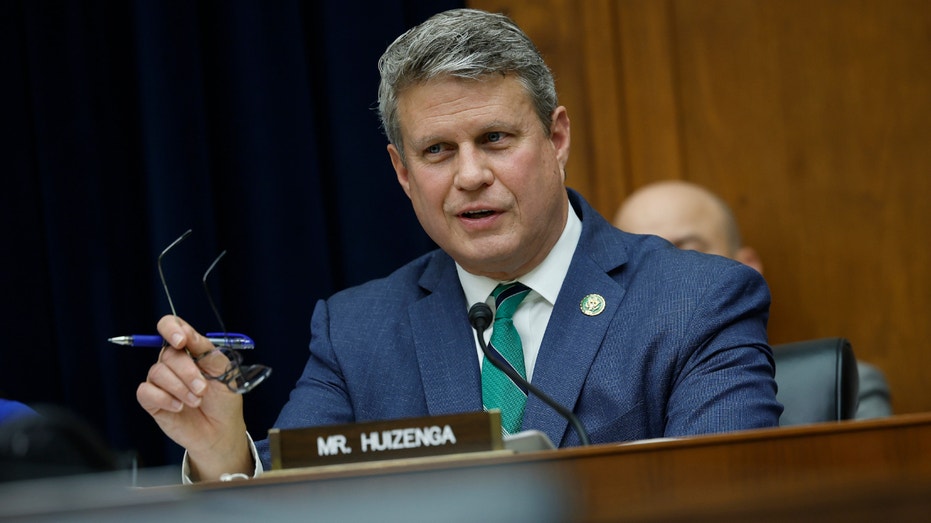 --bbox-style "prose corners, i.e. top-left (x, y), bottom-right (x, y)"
top-left (486, 132), bottom-right (503, 143)
top-left (425, 144), bottom-right (443, 154)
